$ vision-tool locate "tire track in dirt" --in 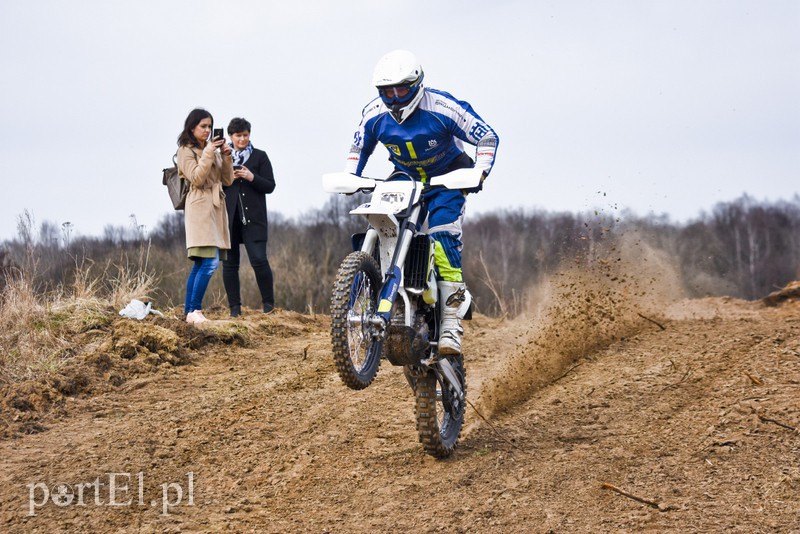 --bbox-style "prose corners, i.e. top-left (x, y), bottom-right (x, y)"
top-left (1, 296), bottom-right (799, 532)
